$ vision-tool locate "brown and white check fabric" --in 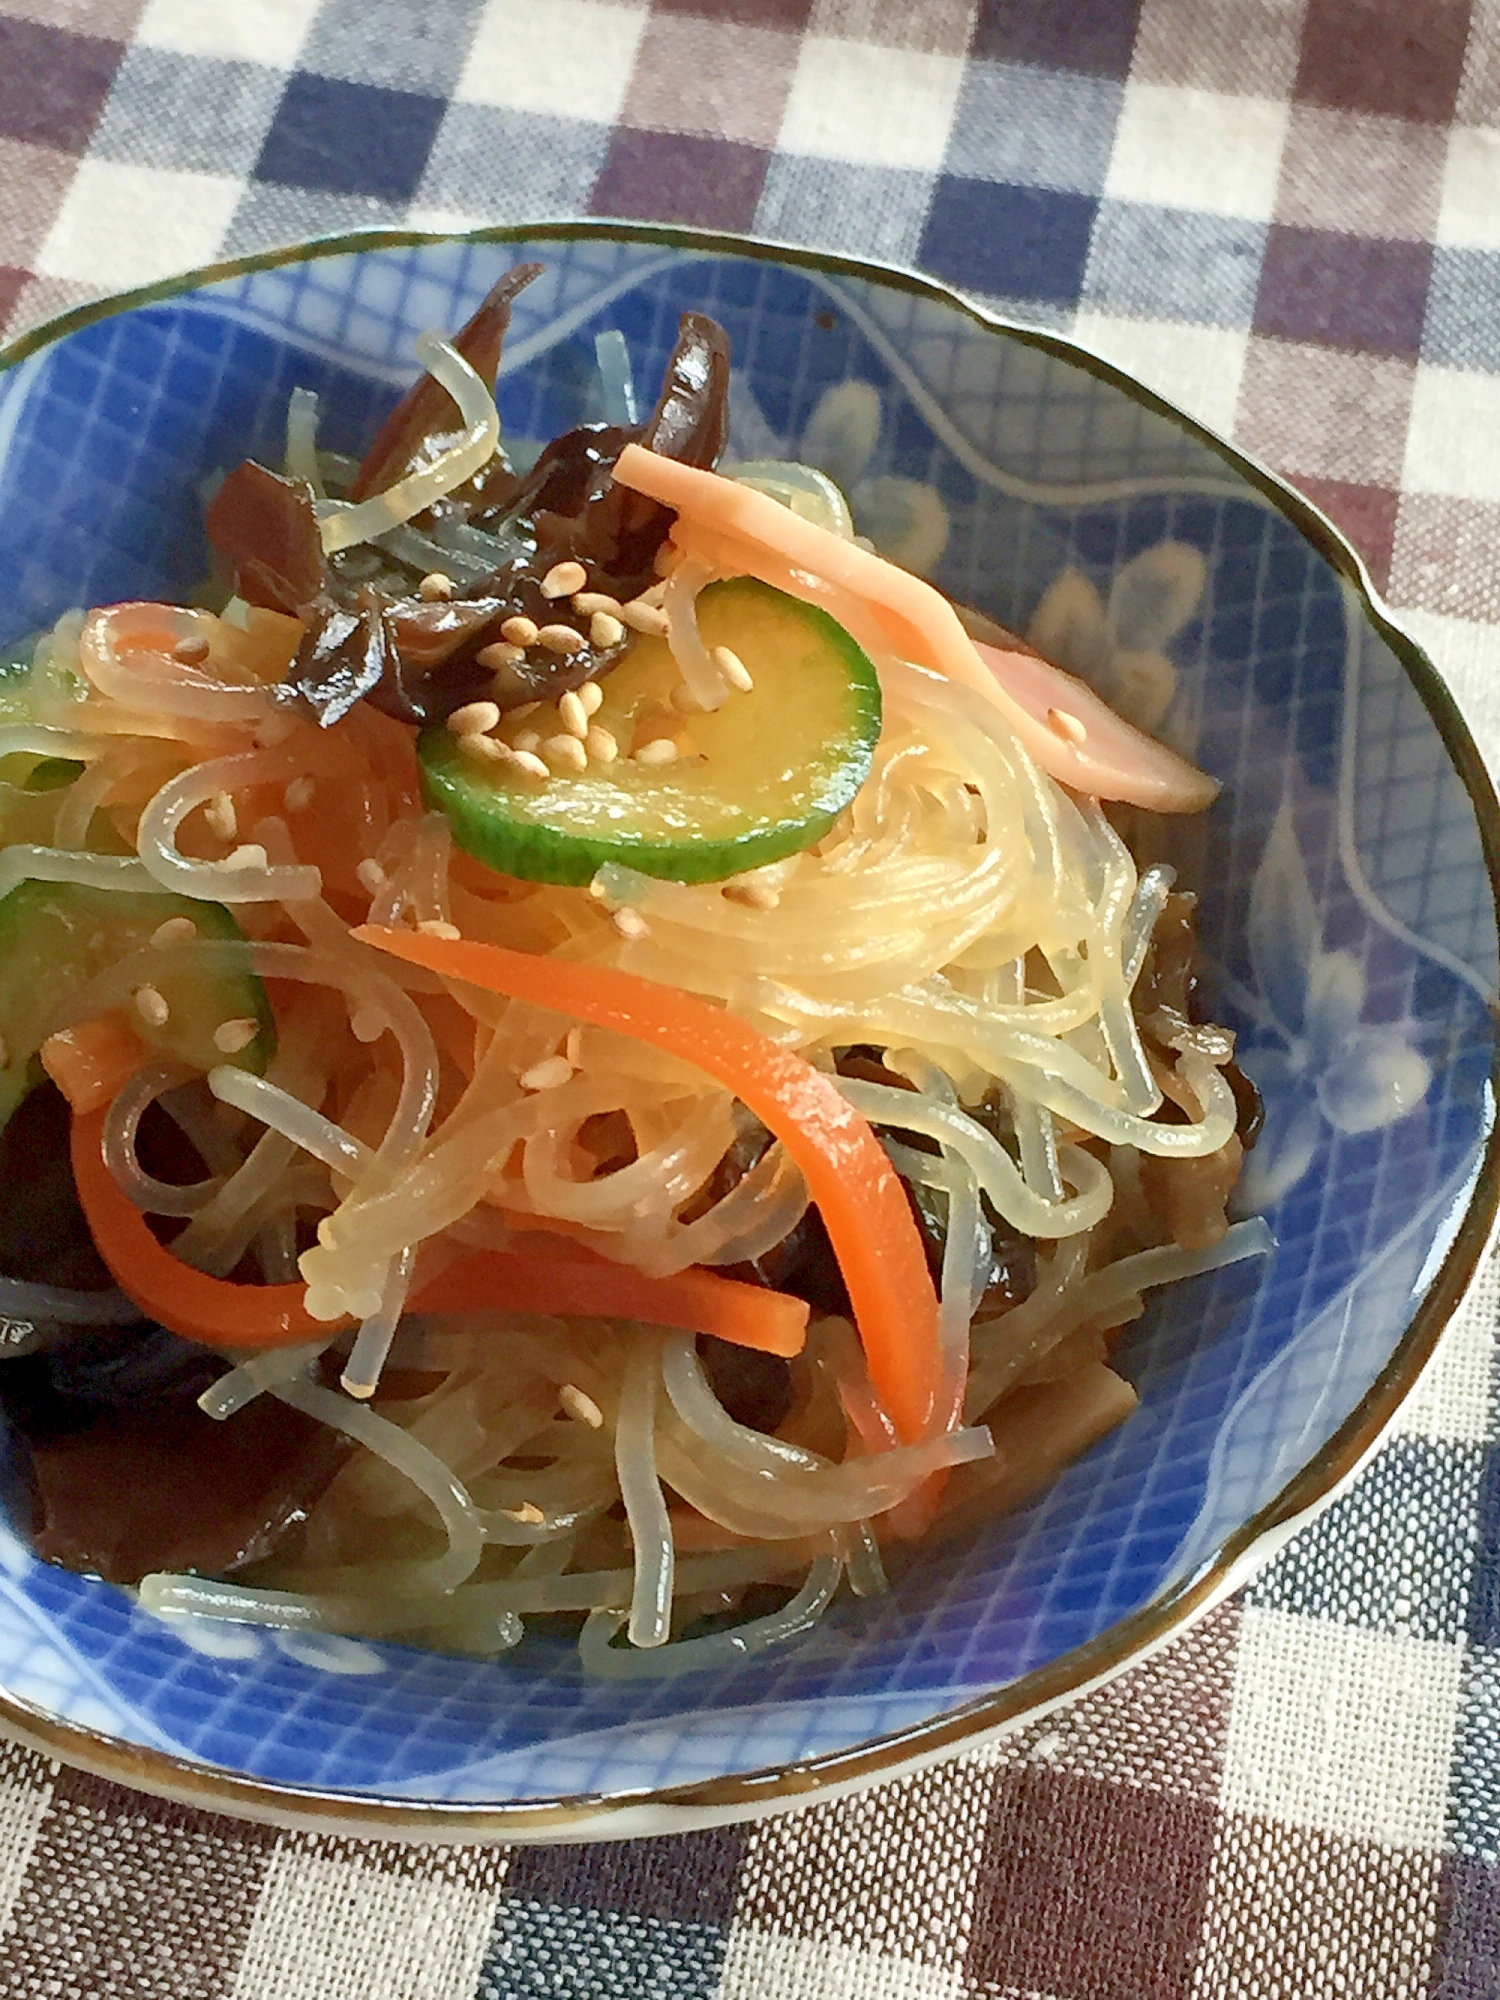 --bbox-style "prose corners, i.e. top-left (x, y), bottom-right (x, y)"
top-left (3, 1), bottom-right (1500, 1993)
